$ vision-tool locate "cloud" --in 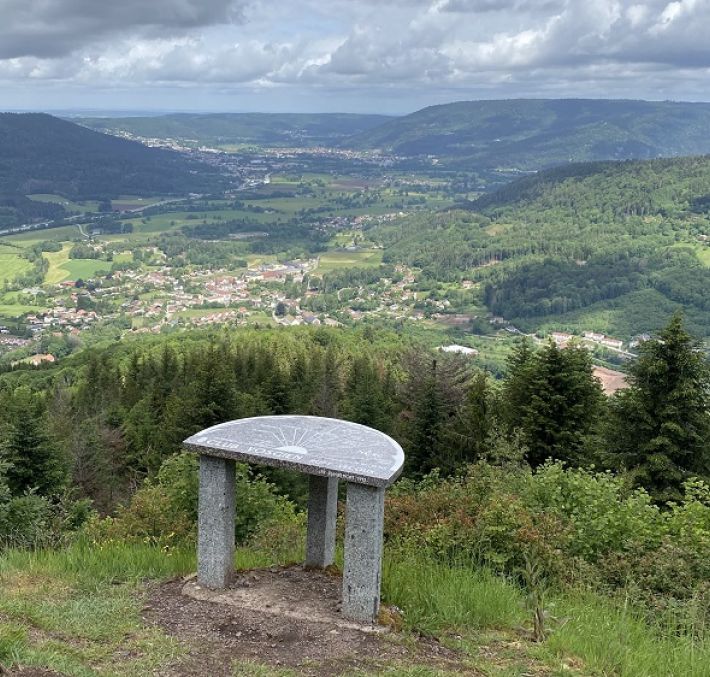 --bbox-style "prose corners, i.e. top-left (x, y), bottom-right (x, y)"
top-left (0, 0), bottom-right (248, 58)
top-left (2, 0), bottom-right (710, 110)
